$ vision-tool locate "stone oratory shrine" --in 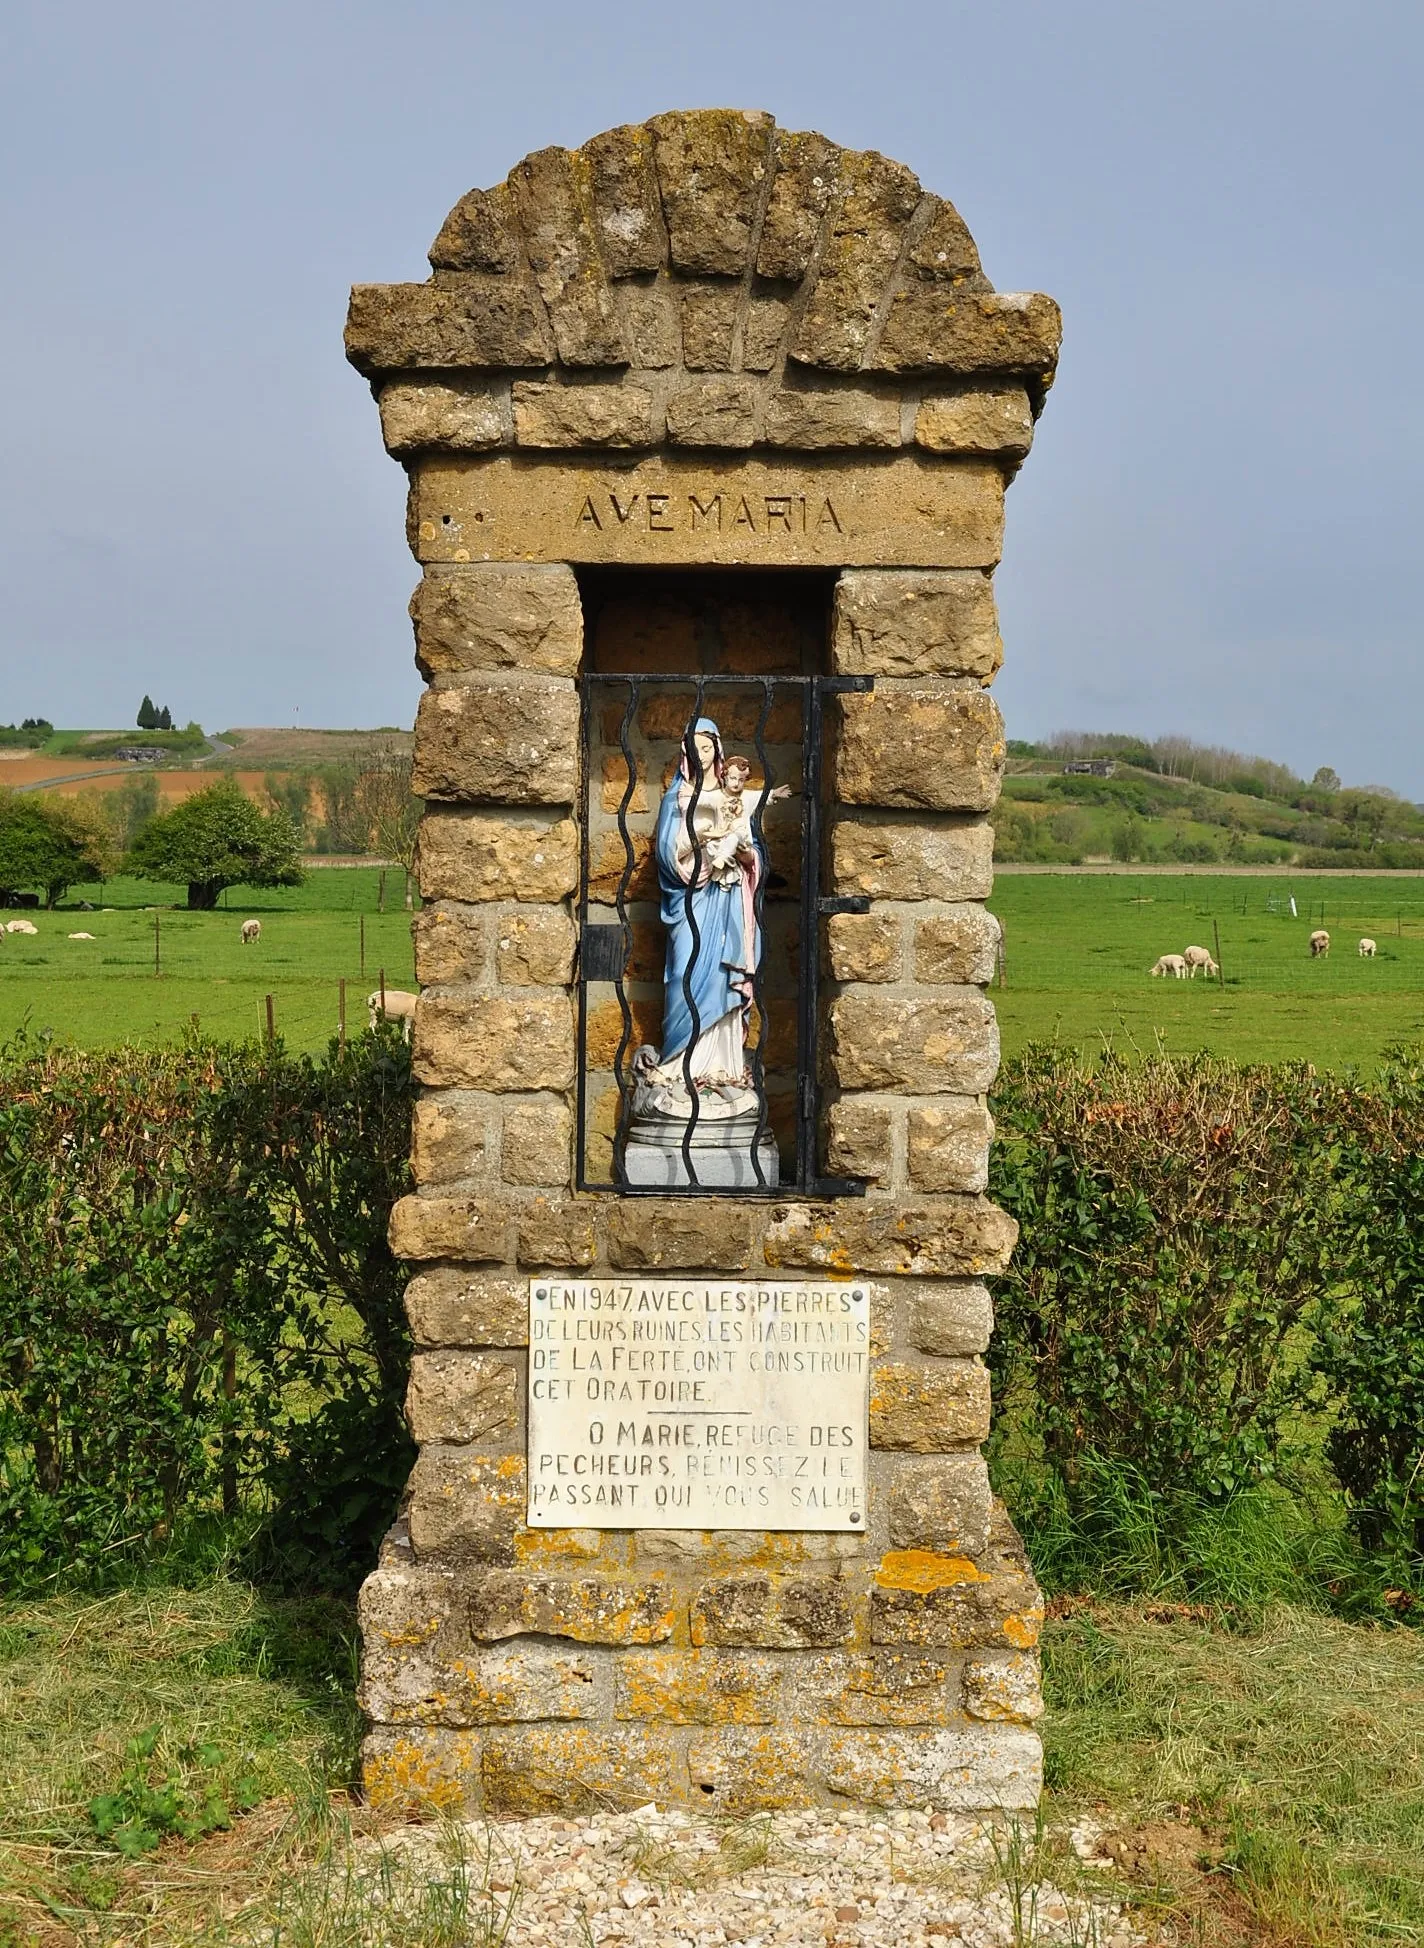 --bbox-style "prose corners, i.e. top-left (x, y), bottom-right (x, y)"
top-left (348, 110), bottom-right (1061, 1816)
